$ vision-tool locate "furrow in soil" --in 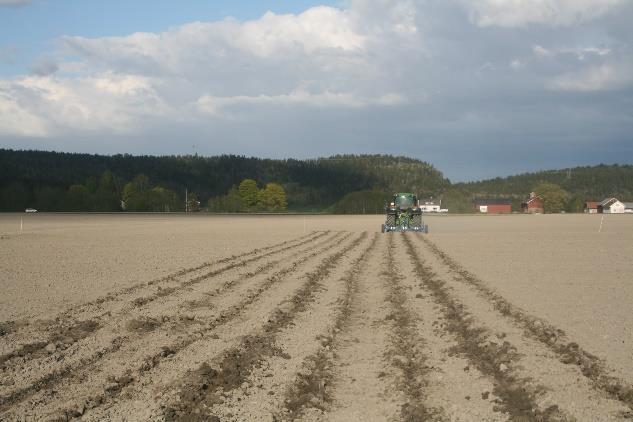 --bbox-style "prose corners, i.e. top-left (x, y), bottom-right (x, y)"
top-left (0, 232), bottom-right (351, 420)
top-left (318, 234), bottom-right (402, 422)
top-left (0, 231), bottom-right (326, 361)
top-left (277, 233), bottom-right (380, 422)
top-left (0, 231), bottom-right (344, 413)
top-left (400, 233), bottom-right (570, 421)
top-left (381, 234), bottom-right (446, 421)
top-left (412, 234), bottom-right (631, 420)
top-left (0, 230), bottom-right (336, 391)
top-left (158, 232), bottom-right (369, 422)
top-left (389, 235), bottom-right (506, 422)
